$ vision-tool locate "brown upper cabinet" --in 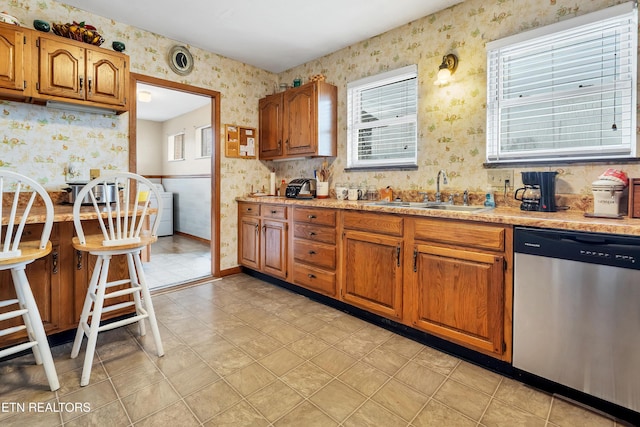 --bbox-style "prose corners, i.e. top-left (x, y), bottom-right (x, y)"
top-left (36, 36), bottom-right (128, 109)
top-left (0, 21), bottom-right (129, 113)
top-left (0, 23), bottom-right (32, 99)
top-left (259, 81), bottom-right (337, 160)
